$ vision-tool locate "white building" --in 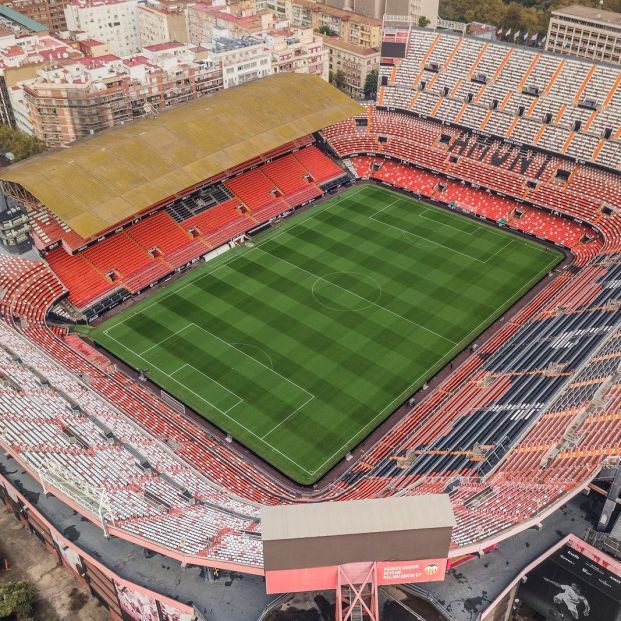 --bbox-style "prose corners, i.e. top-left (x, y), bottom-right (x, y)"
top-left (209, 36), bottom-right (272, 88)
top-left (64, 0), bottom-right (141, 57)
